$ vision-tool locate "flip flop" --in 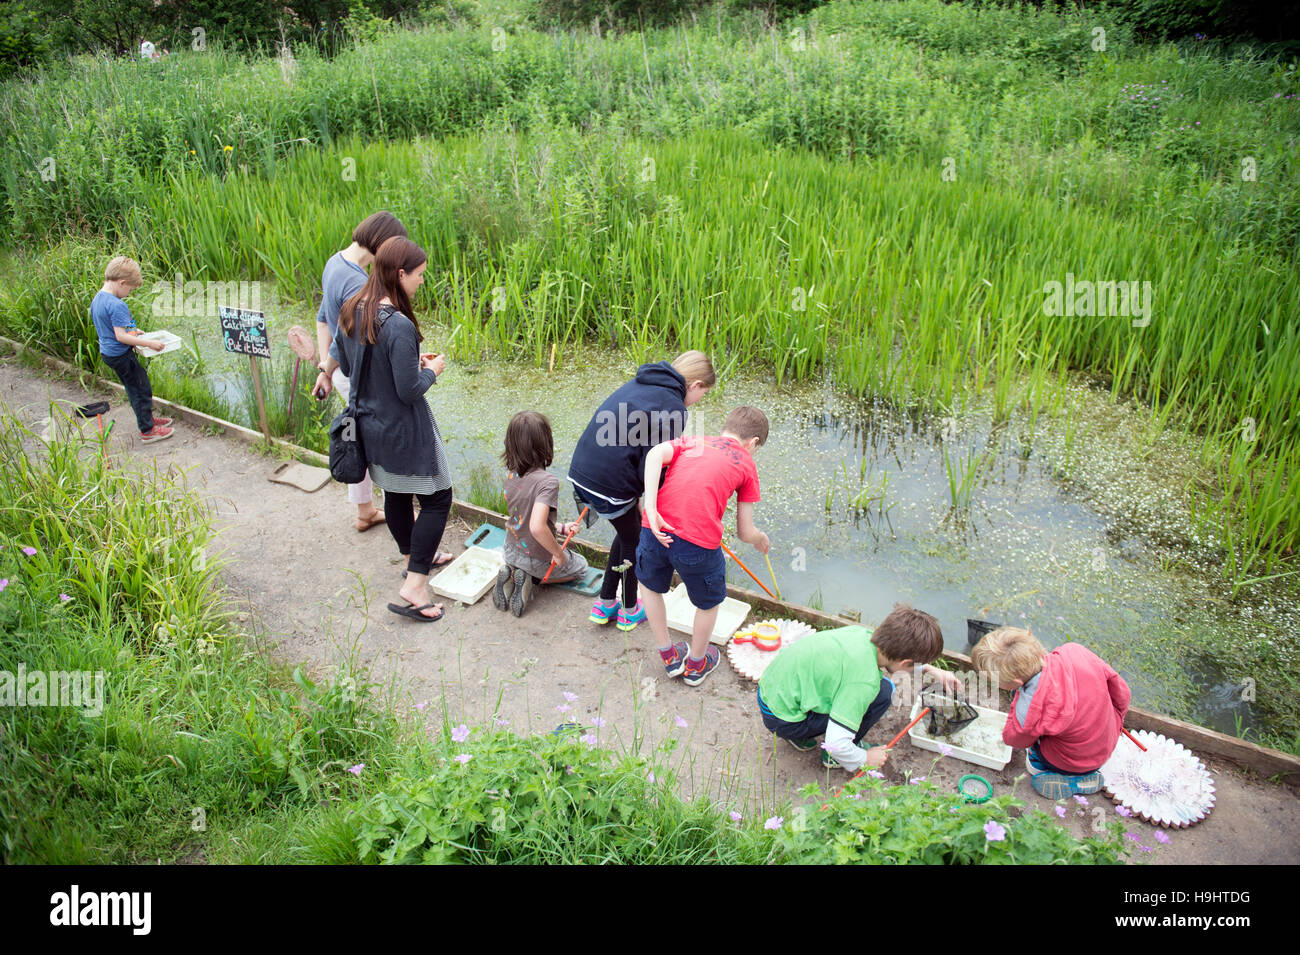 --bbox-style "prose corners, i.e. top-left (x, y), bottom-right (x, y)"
top-left (355, 511), bottom-right (387, 532)
top-left (401, 552), bottom-right (454, 577)
top-left (387, 600), bottom-right (444, 623)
